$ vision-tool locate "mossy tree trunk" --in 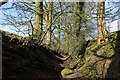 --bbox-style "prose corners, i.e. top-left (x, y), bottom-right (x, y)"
top-left (72, 2), bottom-right (85, 44)
top-left (45, 0), bottom-right (53, 45)
top-left (97, 1), bottom-right (108, 44)
top-left (75, 2), bottom-right (84, 37)
top-left (33, 0), bottom-right (43, 39)
top-left (65, 32), bottom-right (69, 52)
